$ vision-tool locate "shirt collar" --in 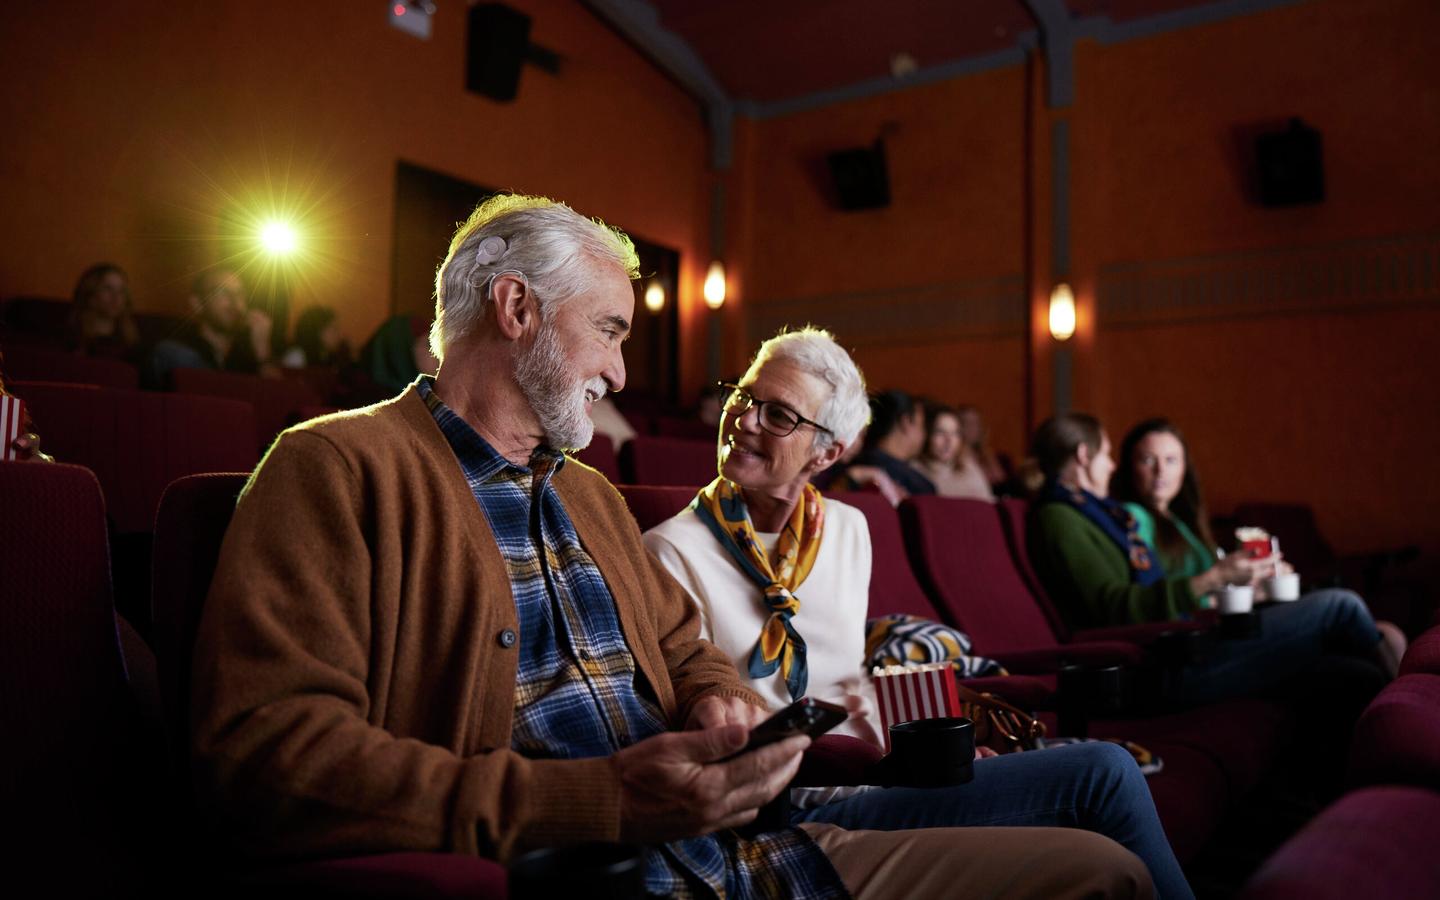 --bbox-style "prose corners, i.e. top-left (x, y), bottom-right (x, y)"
top-left (417, 375), bottom-right (566, 481)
